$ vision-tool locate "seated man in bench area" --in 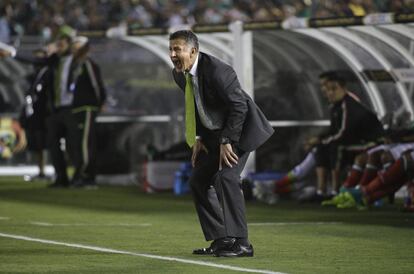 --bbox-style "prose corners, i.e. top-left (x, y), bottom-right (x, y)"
top-left (306, 72), bottom-right (384, 202)
top-left (273, 72), bottom-right (384, 202)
